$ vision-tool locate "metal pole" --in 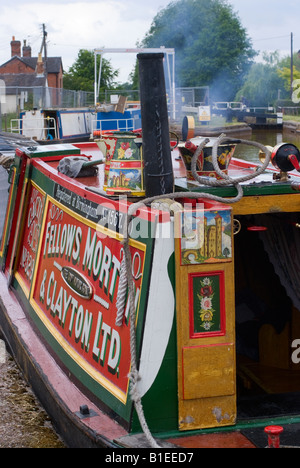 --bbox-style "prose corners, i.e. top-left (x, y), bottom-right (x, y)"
top-left (291, 32), bottom-right (294, 98)
top-left (98, 56), bottom-right (103, 102)
top-left (172, 51), bottom-right (176, 119)
top-left (94, 51), bottom-right (97, 106)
